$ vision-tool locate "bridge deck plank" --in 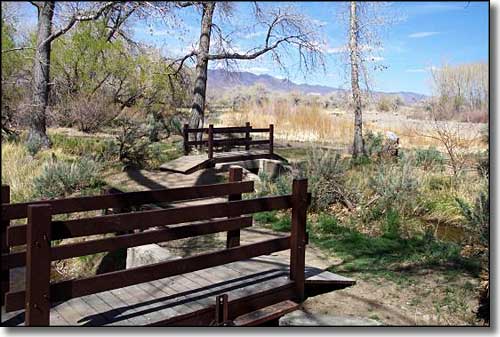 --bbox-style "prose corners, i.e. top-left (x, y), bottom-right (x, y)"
top-left (1, 257), bottom-right (354, 326)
